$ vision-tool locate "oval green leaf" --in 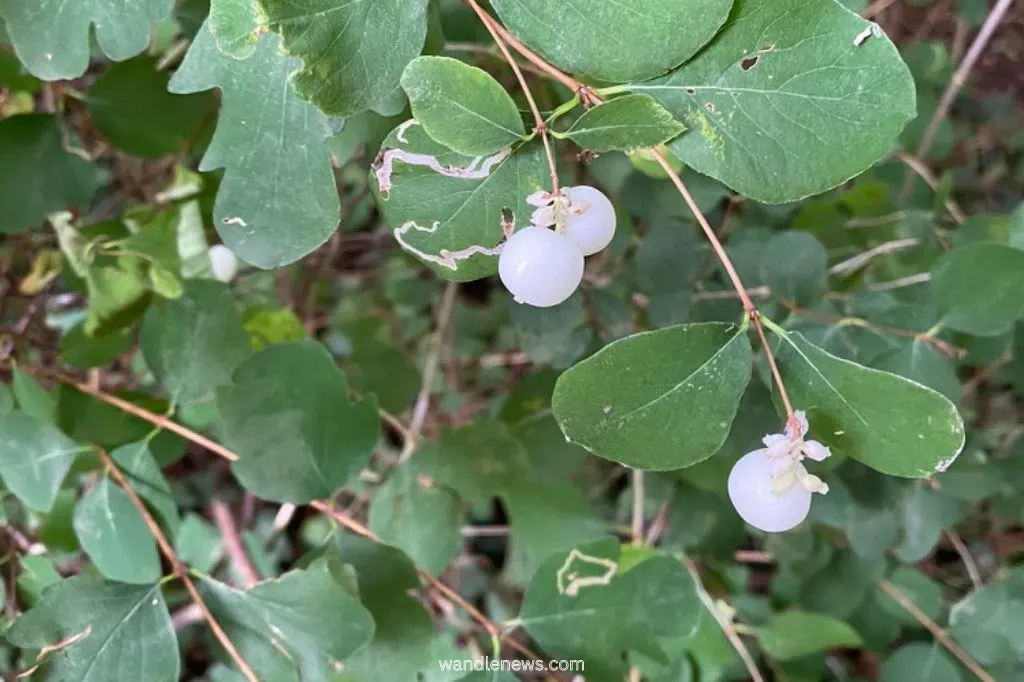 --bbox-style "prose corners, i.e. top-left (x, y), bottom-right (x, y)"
top-left (563, 94), bottom-right (686, 153)
top-left (552, 322), bottom-right (752, 470)
top-left (73, 478), bottom-right (162, 584)
top-left (751, 611), bottom-right (863, 661)
top-left (931, 242), bottom-right (1024, 336)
